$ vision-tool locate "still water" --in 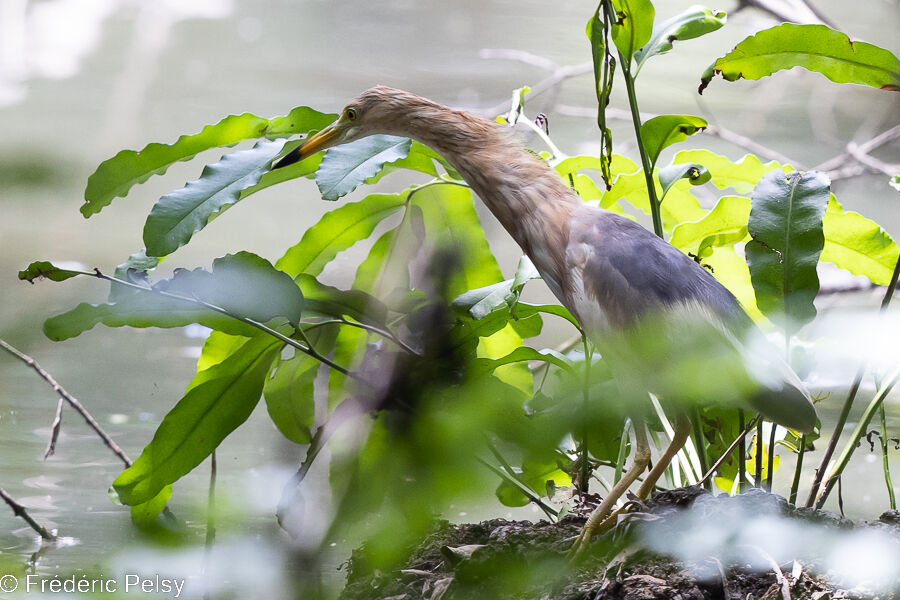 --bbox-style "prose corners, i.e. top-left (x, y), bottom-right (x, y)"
top-left (1, 0), bottom-right (899, 597)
